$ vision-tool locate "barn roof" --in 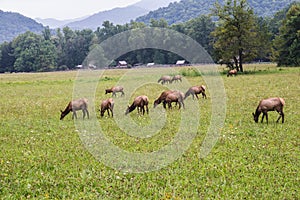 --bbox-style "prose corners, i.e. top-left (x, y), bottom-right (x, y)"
top-left (176, 60), bottom-right (186, 65)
